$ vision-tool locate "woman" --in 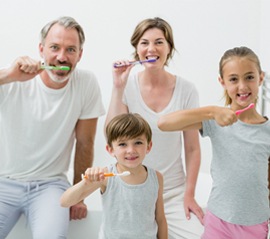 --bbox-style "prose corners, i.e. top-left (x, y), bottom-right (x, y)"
top-left (105, 17), bottom-right (204, 239)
